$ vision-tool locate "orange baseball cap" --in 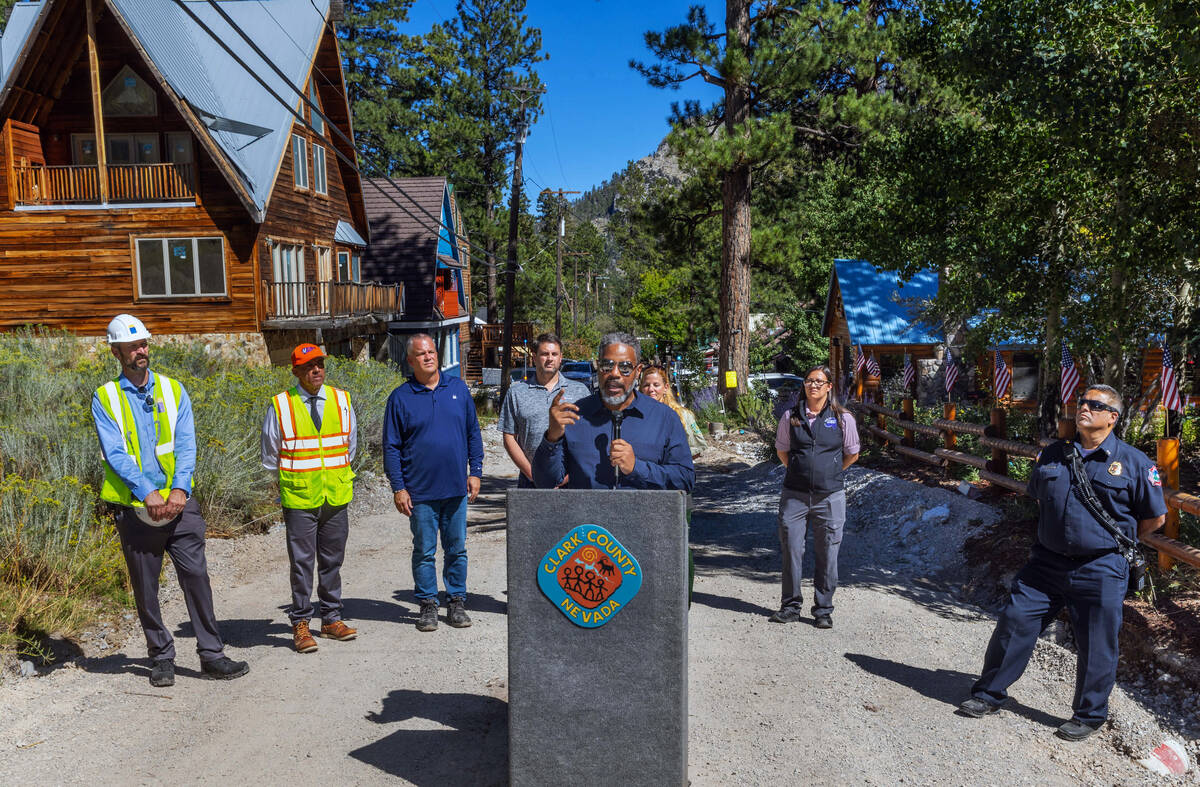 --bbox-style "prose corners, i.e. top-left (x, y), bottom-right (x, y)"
top-left (291, 343), bottom-right (326, 366)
